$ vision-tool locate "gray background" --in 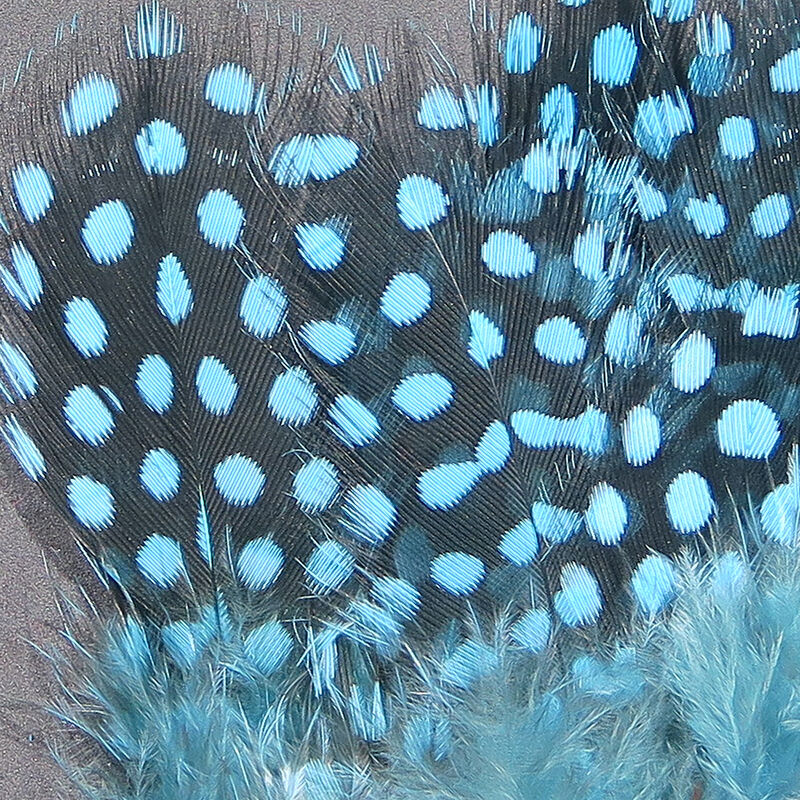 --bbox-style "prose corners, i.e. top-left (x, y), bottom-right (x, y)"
top-left (0, 1), bottom-right (470, 797)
